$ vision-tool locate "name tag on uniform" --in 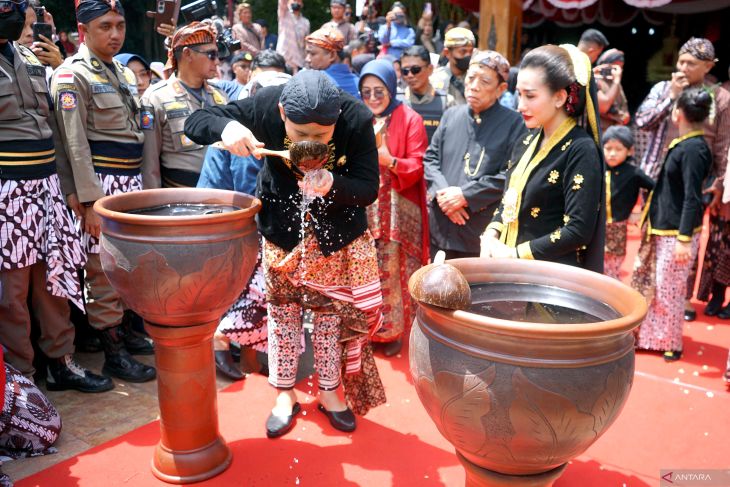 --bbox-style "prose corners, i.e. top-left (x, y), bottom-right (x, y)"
top-left (26, 65), bottom-right (45, 77)
top-left (91, 83), bottom-right (117, 94)
top-left (127, 84), bottom-right (139, 96)
top-left (163, 101), bottom-right (190, 119)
